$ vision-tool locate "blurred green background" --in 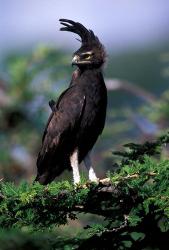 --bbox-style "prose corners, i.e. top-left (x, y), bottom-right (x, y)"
top-left (0, 0), bottom-right (169, 185)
